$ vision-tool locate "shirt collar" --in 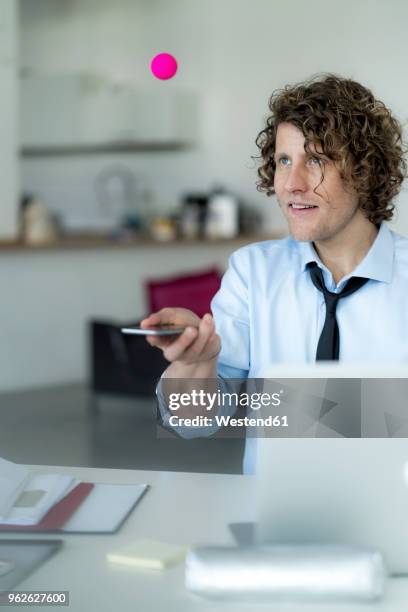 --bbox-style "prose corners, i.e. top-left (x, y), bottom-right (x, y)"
top-left (297, 222), bottom-right (394, 284)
